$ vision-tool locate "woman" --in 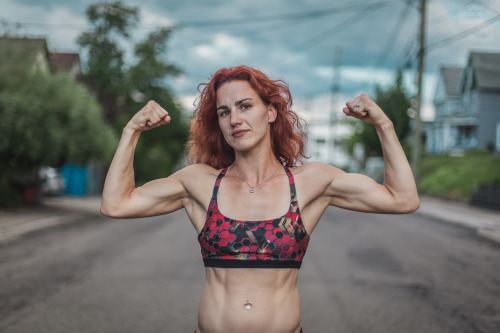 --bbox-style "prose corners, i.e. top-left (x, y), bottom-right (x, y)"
top-left (100, 66), bottom-right (419, 333)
